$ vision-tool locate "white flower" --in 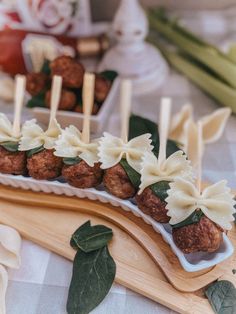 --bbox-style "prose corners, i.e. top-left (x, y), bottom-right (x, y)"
top-left (19, 119), bottom-right (61, 151)
top-left (139, 151), bottom-right (194, 194)
top-left (166, 178), bottom-right (236, 230)
top-left (54, 125), bottom-right (99, 167)
top-left (98, 132), bottom-right (153, 172)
